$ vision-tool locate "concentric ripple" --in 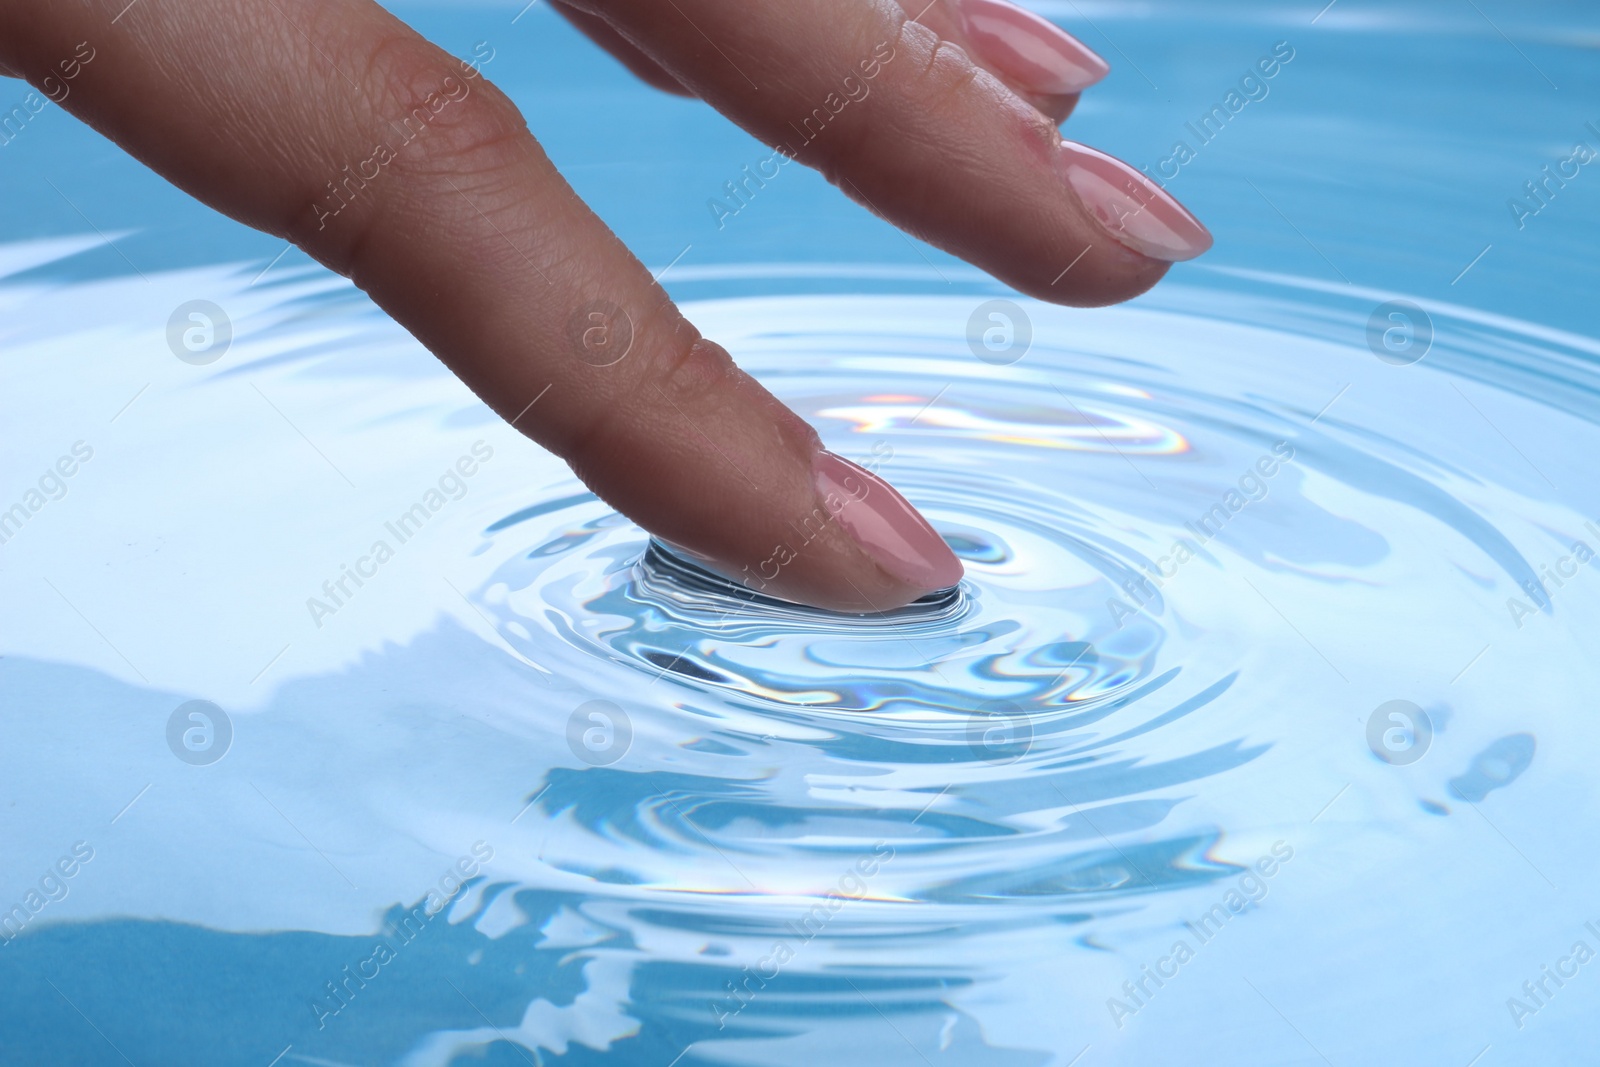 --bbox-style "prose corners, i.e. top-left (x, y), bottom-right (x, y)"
top-left (448, 276), bottom-right (1599, 967)
top-left (11, 251), bottom-right (1597, 1065)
